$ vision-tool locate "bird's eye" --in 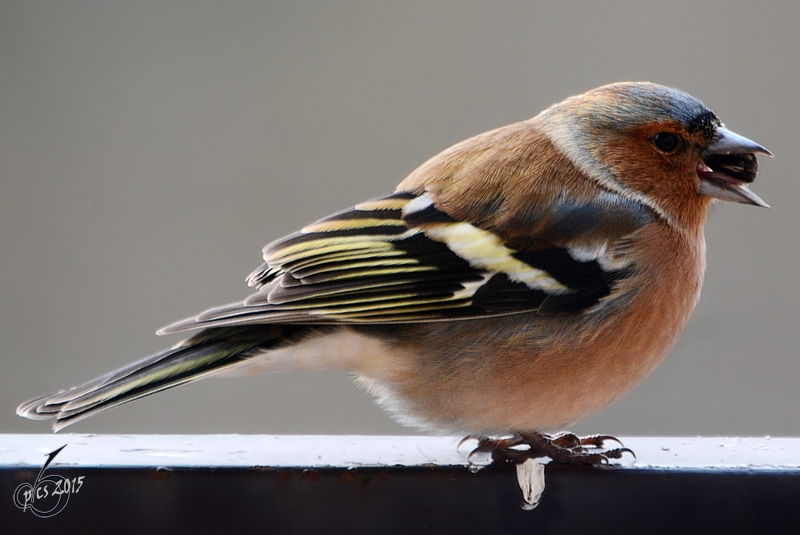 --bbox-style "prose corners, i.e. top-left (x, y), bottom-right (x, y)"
top-left (652, 132), bottom-right (679, 152)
